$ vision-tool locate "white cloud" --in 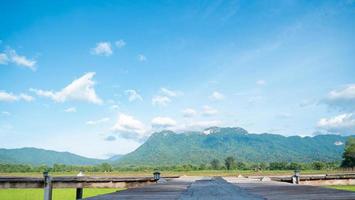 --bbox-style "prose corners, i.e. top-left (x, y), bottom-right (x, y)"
top-left (112, 113), bottom-right (148, 141)
top-left (0, 91), bottom-right (34, 102)
top-left (334, 141), bottom-right (344, 146)
top-left (30, 72), bottom-right (102, 104)
top-left (7, 49), bottom-right (37, 70)
top-left (0, 53), bottom-right (8, 64)
top-left (19, 94), bottom-right (34, 102)
top-left (160, 88), bottom-right (182, 97)
top-left (317, 113), bottom-right (355, 135)
top-left (91, 42), bottom-right (113, 56)
top-left (125, 89), bottom-right (143, 102)
top-left (86, 117), bottom-right (110, 125)
top-left (64, 107), bottom-right (76, 113)
top-left (152, 96), bottom-right (171, 106)
top-left (137, 54), bottom-right (147, 62)
top-left (0, 48), bottom-right (37, 70)
top-left (183, 120), bottom-right (222, 131)
top-left (182, 108), bottom-right (197, 118)
top-left (152, 88), bottom-right (182, 106)
top-left (209, 91), bottom-right (225, 101)
top-left (115, 40), bottom-right (126, 48)
top-left (1, 111), bottom-right (11, 116)
top-left (151, 117), bottom-right (176, 128)
top-left (0, 92), bottom-right (18, 102)
top-left (256, 80), bottom-right (266, 85)
top-left (202, 105), bottom-right (218, 116)
top-left (324, 84), bottom-right (355, 111)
